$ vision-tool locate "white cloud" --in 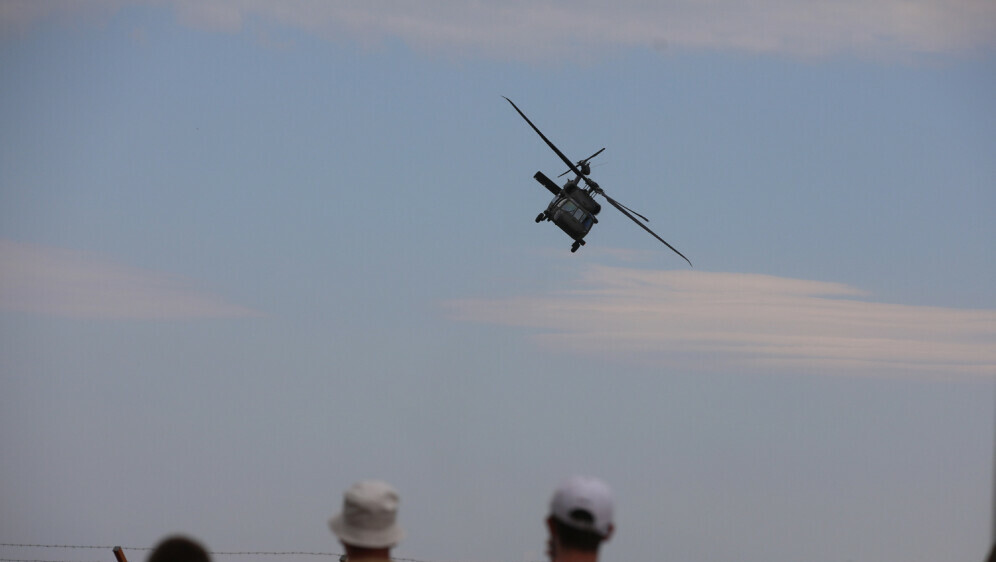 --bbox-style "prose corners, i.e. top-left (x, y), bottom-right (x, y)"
top-left (2, 0), bottom-right (993, 59)
top-left (447, 265), bottom-right (996, 377)
top-left (0, 240), bottom-right (261, 320)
